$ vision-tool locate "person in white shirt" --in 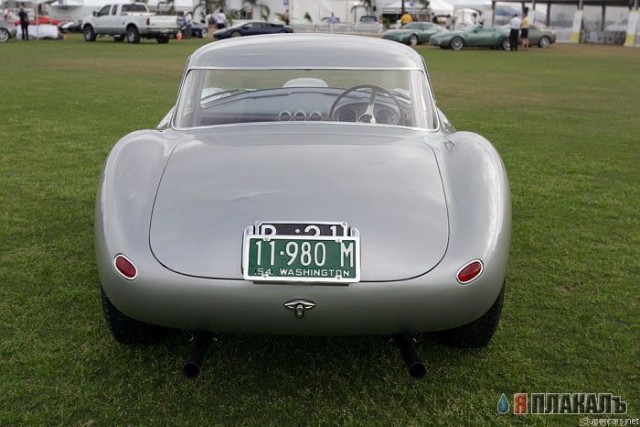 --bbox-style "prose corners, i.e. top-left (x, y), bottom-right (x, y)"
top-left (509, 13), bottom-right (521, 51)
top-left (214, 9), bottom-right (226, 30)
